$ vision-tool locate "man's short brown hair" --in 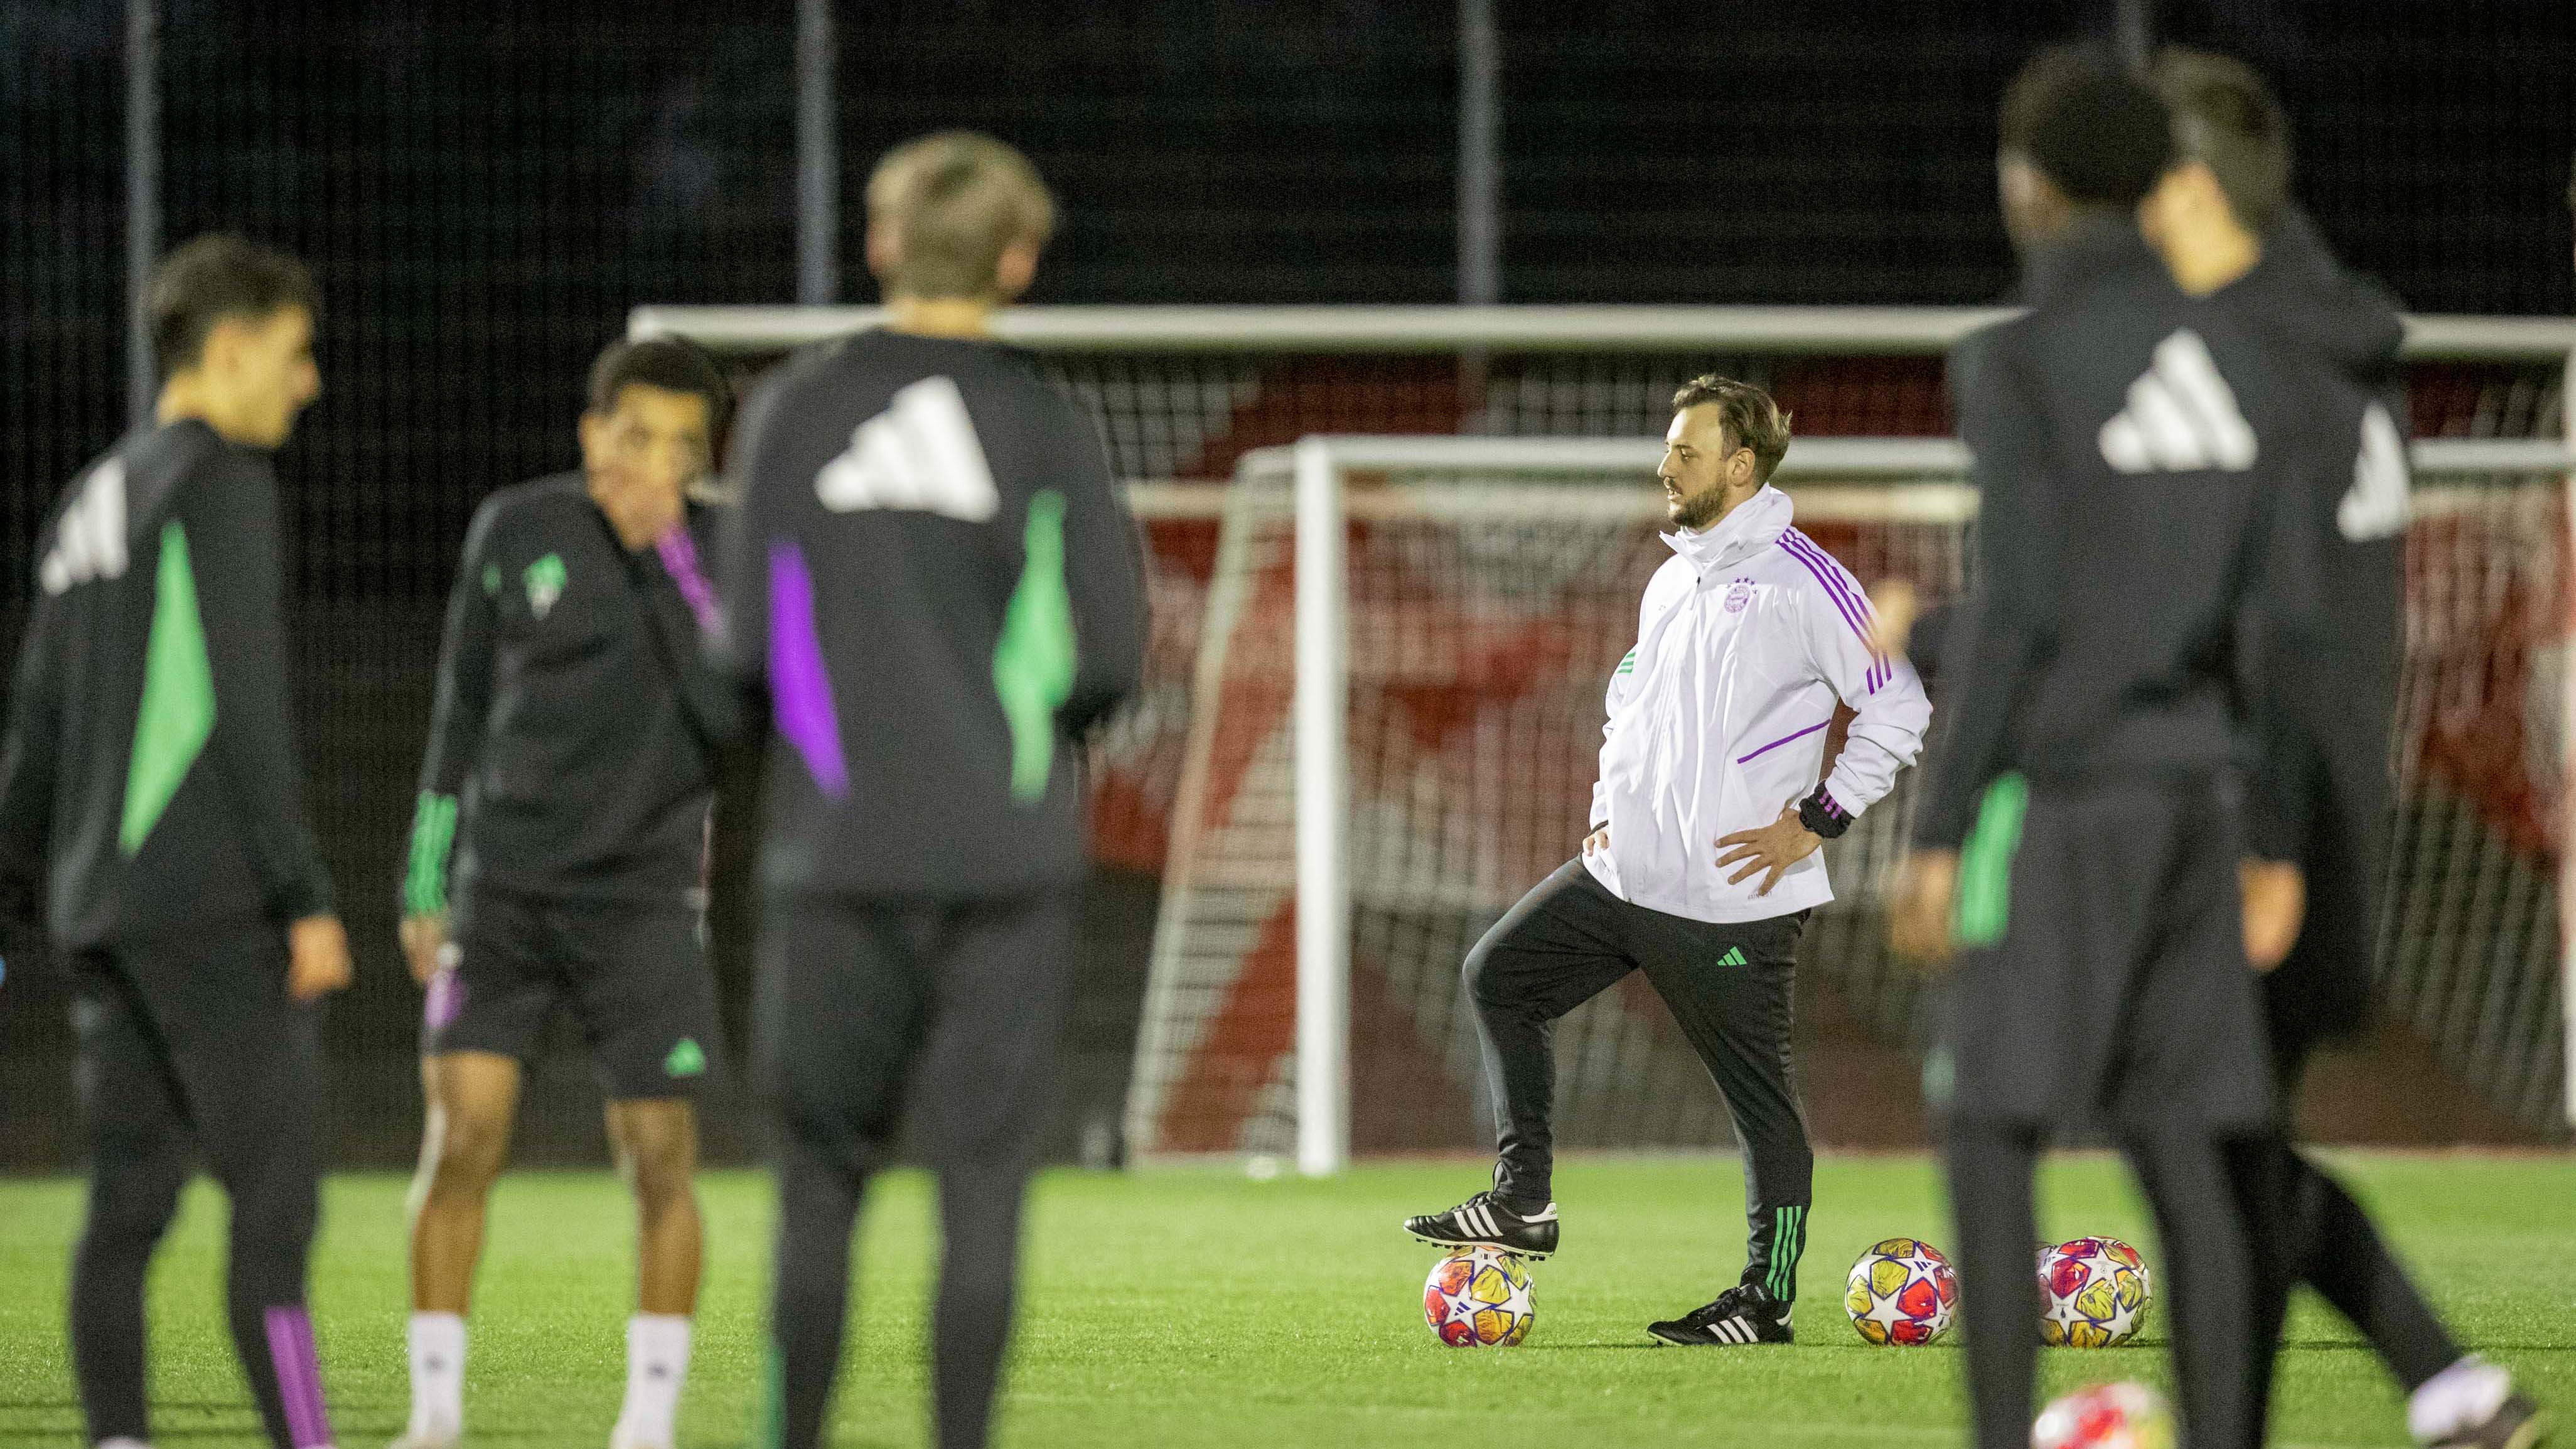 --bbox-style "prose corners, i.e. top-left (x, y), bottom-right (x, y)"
top-left (151, 234), bottom-right (317, 380)
top-left (2150, 46), bottom-right (2291, 235)
top-left (866, 132), bottom-right (1058, 300)
top-left (1672, 375), bottom-right (1793, 484)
